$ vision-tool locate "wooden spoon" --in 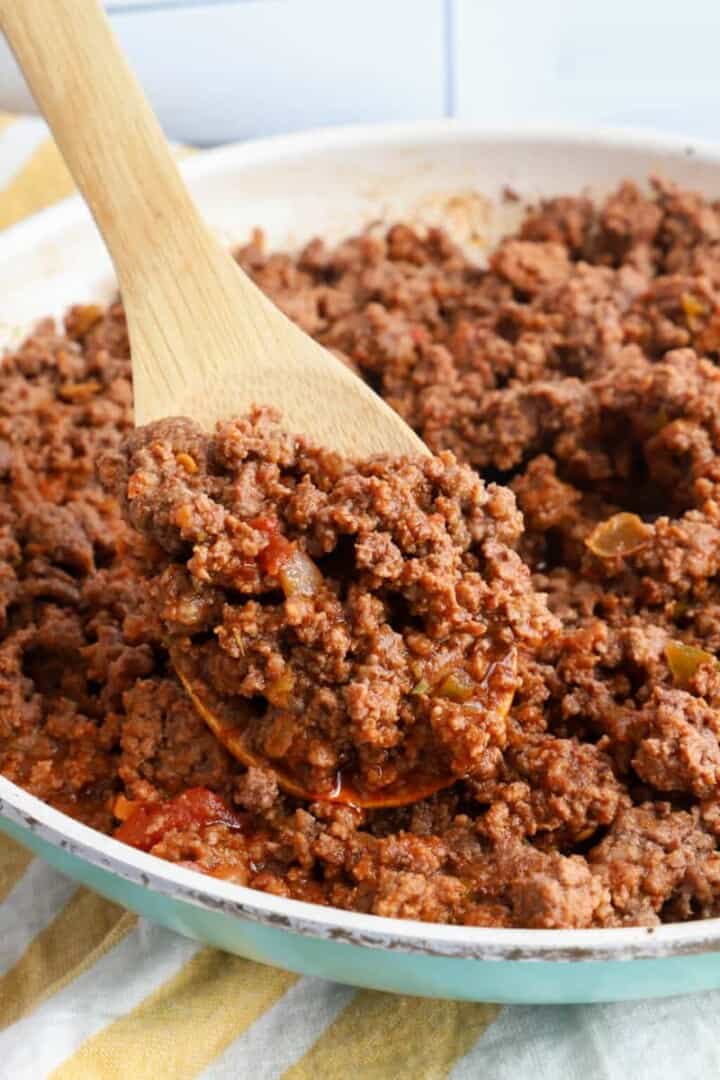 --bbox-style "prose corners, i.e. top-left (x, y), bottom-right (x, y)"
top-left (0, 0), bottom-right (516, 808)
top-left (0, 0), bottom-right (426, 455)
